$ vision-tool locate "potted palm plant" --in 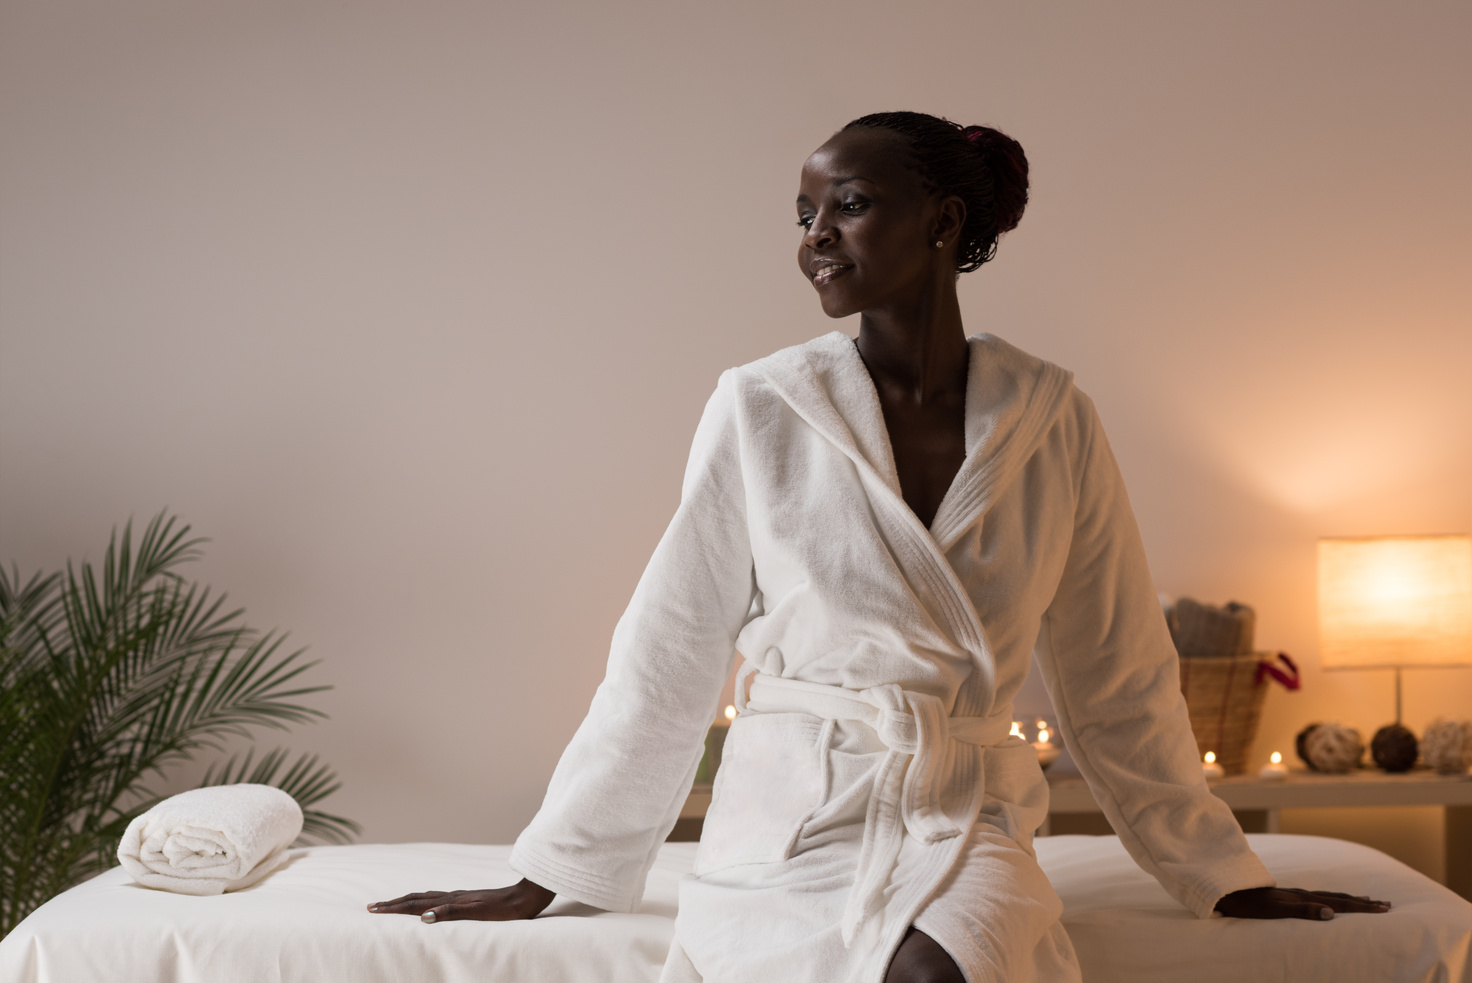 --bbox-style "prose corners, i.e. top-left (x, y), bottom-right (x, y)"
top-left (0, 512), bottom-right (358, 936)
